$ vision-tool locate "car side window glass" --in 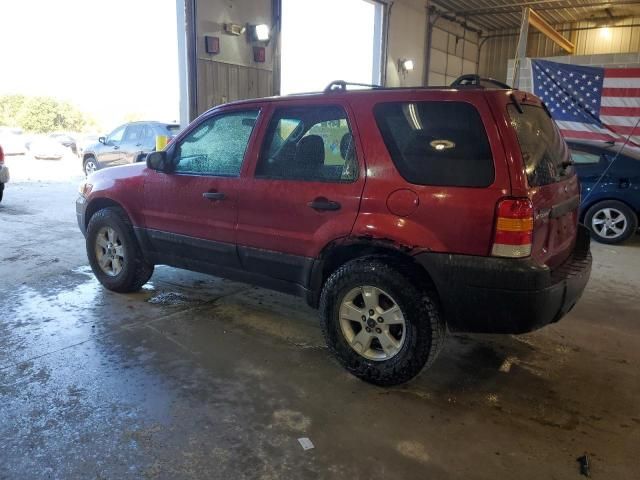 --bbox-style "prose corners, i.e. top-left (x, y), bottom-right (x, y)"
top-left (374, 101), bottom-right (494, 187)
top-left (142, 125), bottom-right (156, 144)
top-left (570, 150), bottom-right (601, 164)
top-left (123, 125), bottom-right (143, 143)
top-left (174, 110), bottom-right (259, 176)
top-left (256, 105), bottom-right (358, 182)
top-left (108, 126), bottom-right (125, 144)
